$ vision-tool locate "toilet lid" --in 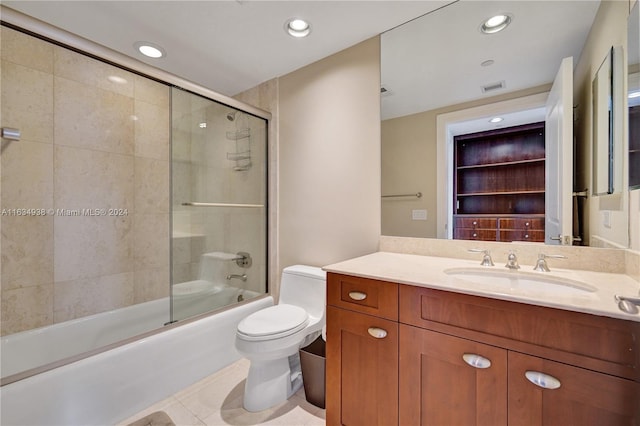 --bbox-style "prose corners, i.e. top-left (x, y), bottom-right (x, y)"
top-left (237, 304), bottom-right (309, 338)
